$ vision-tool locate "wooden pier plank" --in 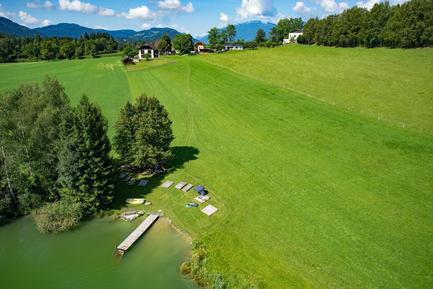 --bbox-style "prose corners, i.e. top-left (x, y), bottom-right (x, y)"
top-left (117, 213), bottom-right (159, 252)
